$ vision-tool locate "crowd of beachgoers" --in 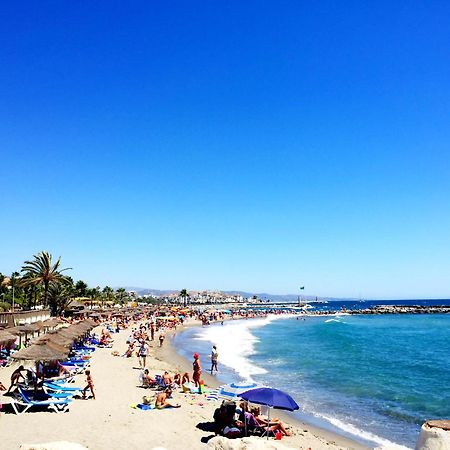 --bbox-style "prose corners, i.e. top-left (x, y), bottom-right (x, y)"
top-left (0, 306), bottom-right (367, 449)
